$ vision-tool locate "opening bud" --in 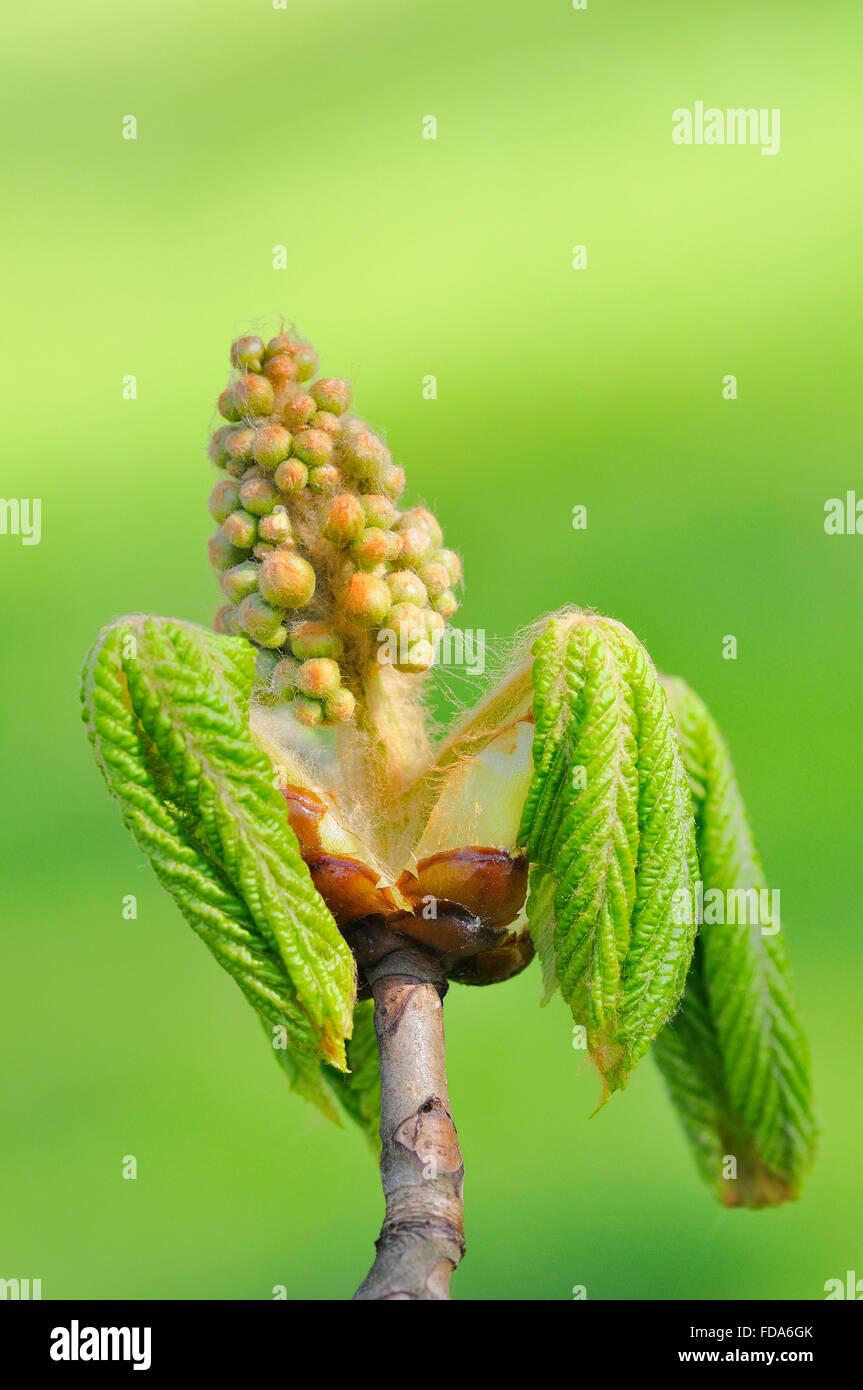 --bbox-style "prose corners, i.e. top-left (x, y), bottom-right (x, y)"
top-left (258, 550), bottom-right (316, 608)
top-left (322, 494), bottom-right (365, 547)
top-left (310, 378), bottom-right (352, 416)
